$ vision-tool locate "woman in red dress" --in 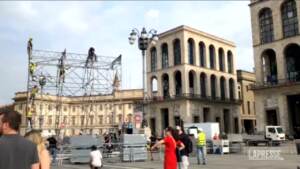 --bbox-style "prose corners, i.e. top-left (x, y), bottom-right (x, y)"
top-left (151, 127), bottom-right (185, 169)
